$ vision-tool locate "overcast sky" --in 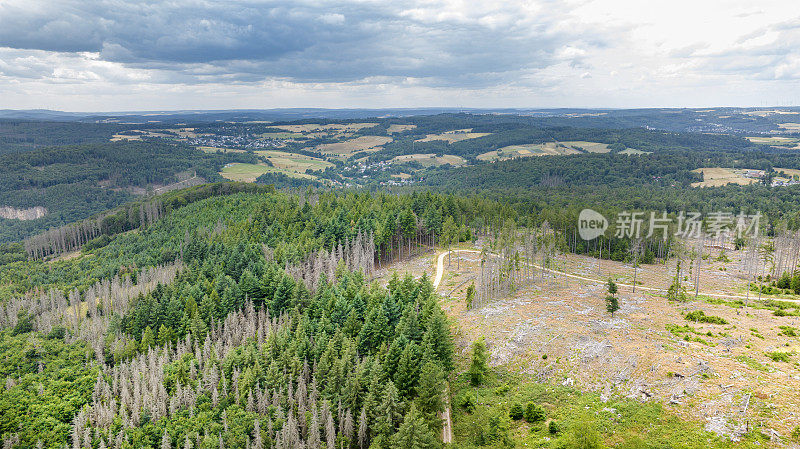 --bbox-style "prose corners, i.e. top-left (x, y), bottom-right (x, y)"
top-left (0, 0), bottom-right (798, 111)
